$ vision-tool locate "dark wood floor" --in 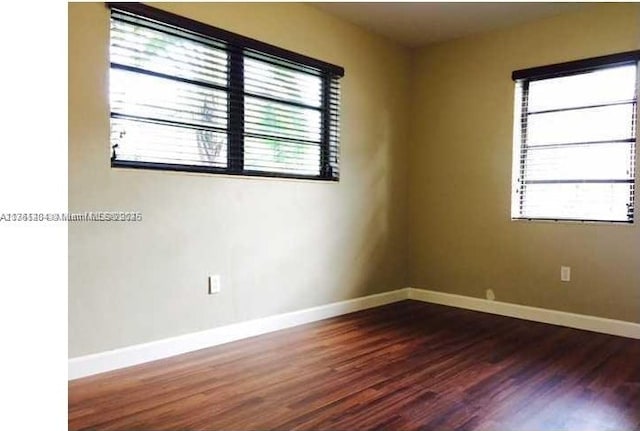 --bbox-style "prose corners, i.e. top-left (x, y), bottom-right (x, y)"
top-left (69, 300), bottom-right (640, 431)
